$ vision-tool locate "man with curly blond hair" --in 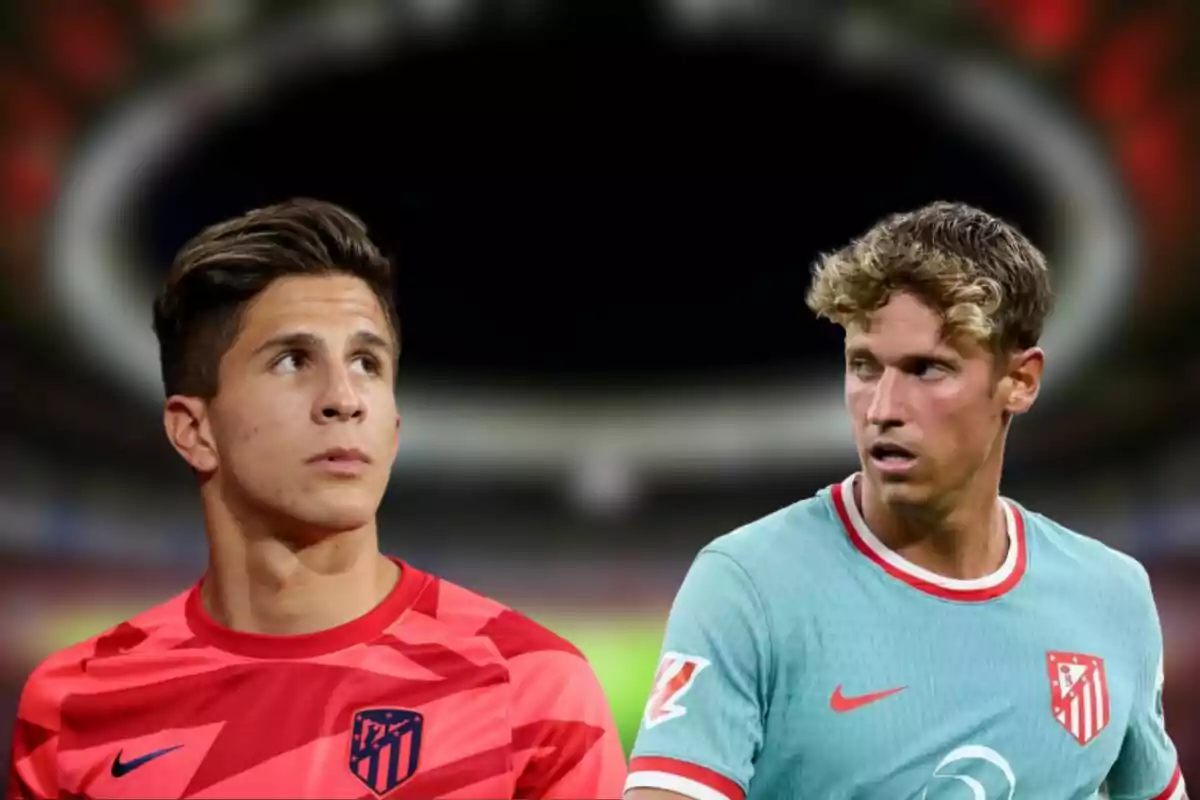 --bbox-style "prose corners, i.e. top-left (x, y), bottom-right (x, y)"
top-left (625, 202), bottom-right (1186, 800)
